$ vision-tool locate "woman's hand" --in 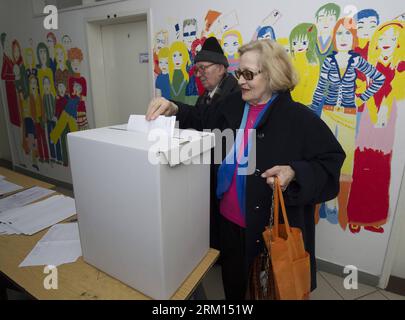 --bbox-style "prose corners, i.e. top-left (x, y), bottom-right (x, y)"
top-left (146, 97), bottom-right (179, 121)
top-left (261, 165), bottom-right (296, 191)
